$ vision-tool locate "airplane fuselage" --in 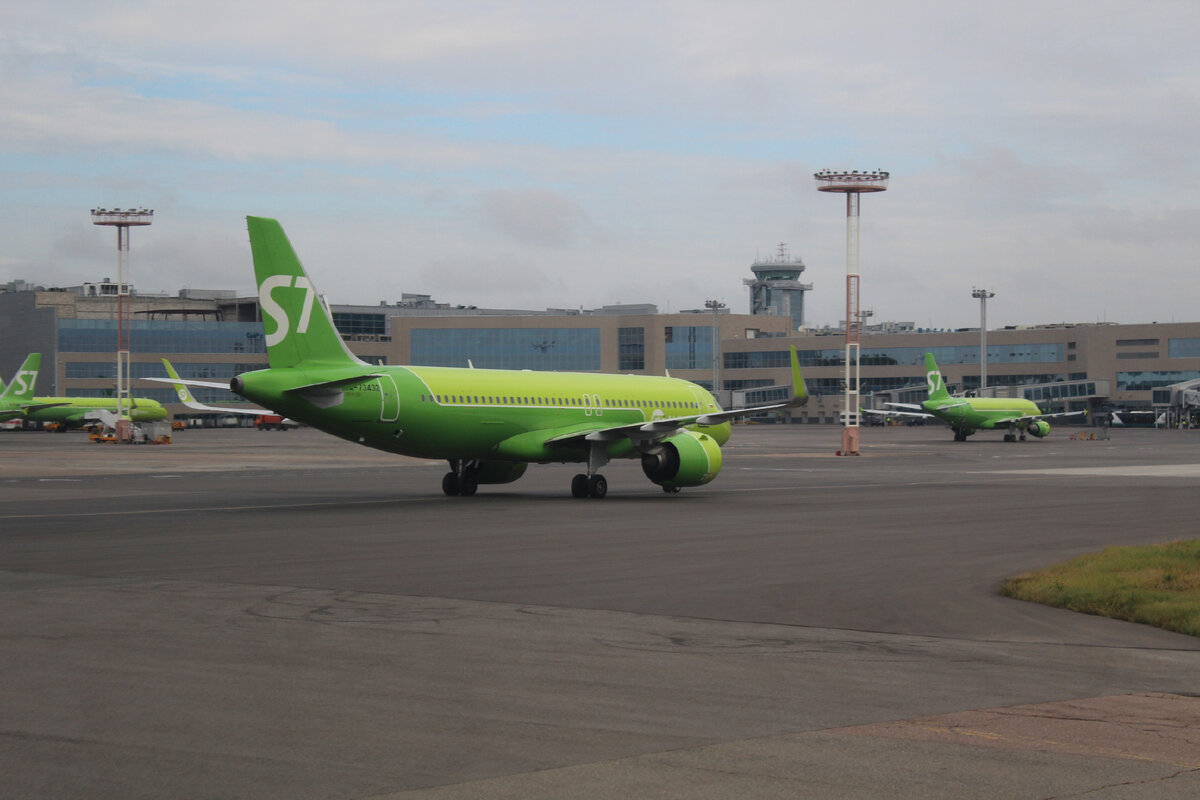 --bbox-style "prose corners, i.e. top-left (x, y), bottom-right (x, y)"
top-left (4, 397), bottom-right (168, 426)
top-left (235, 363), bottom-right (731, 462)
top-left (924, 396), bottom-right (1041, 428)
